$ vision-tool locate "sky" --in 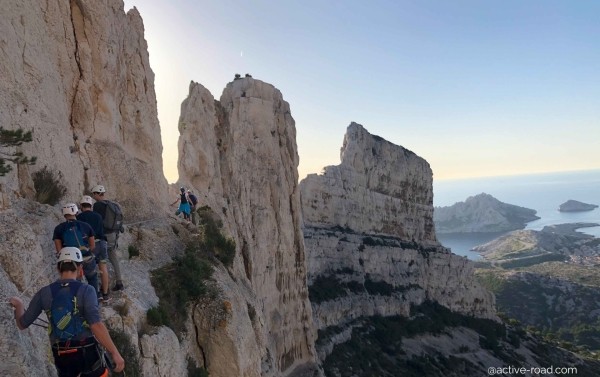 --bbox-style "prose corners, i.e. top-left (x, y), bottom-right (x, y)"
top-left (123, 0), bottom-right (600, 183)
